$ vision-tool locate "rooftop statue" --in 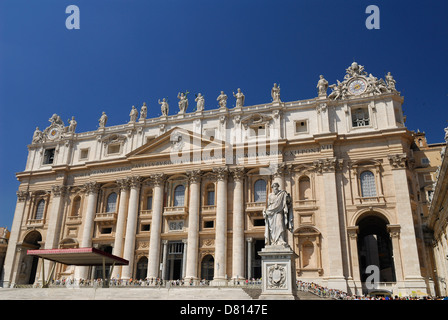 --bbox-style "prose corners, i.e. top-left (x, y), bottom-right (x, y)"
top-left (217, 91), bottom-right (228, 109)
top-left (158, 98), bottom-right (169, 116)
top-left (139, 102), bottom-right (147, 120)
top-left (317, 75), bottom-right (328, 97)
top-left (68, 116), bottom-right (77, 133)
top-left (99, 111), bottom-right (108, 128)
top-left (195, 93), bottom-right (204, 112)
top-left (177, 91), bottom-right (189, 114)
top-left (271, 83), bottom-right (281, 103)
top-left (233, 88), bottom-right (245, 108)
top-left (129, 105), bottom-right (138, 122)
